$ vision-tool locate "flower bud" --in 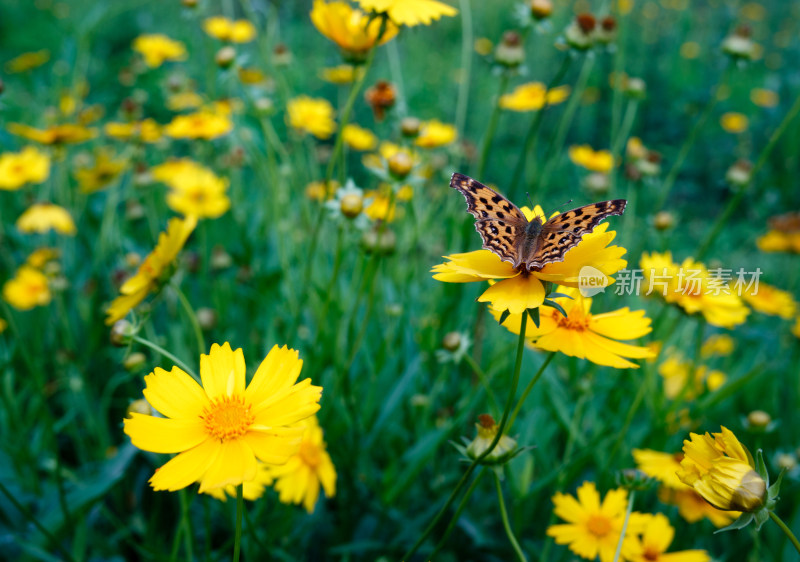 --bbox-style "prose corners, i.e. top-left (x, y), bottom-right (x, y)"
top-left (400, 117), bottom-right (421, 138)
top-left (466, 414), bottom-right (518, 464)
top-left (215, 46), bottom-right (236, 68)
top-left (442, 331), bottom-right (462, 351)
top-left (654, 211), bottom-right (675, 231)
top-left (273, 43), bottom-right (292, 66)
top-left (211, 246), bottom-right (233, 270)
top-left (595, 16), bottom-right (617, 44)
top-left (565, 14), bottom-right (596, 50)
top-left (617, 468), bottom-right (653, 491)
top-left (123, 351), bottom-right (147, 372)
top-left (722, 25), bottom-right (756, 60)
top-left (582, 171), bottom-right (610, 194)
top-left (340, 193), bottom-right (364, 218)
top-left (494, 31), bottom-right (525, 68)
top-left (636, 151), bottom-right (661, 176)
top-left (110, 320), bottom-right (135, 347)
top-left (254, 97), bottom-right (275, 115)
top-left (725, 159), bottom-right (752, 188)
top-left (776, 453), bottom-right (797, 472)
top-left (746, 410), bottom-right (772, 431)
top-left (388, 151), bottom-right (413, 179)
top-left (365, 80), bottom-right (396, 121)
top-left (126, 398), bottom-right (153, 417)
top-left (197, 307), bottom-right (217, 330)
top-left (530, 0), bottom-right (552, 20)
top-left (624, 77), bottom-right (647, 99)
top-left (361, 227), bottom-right (396, 255)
